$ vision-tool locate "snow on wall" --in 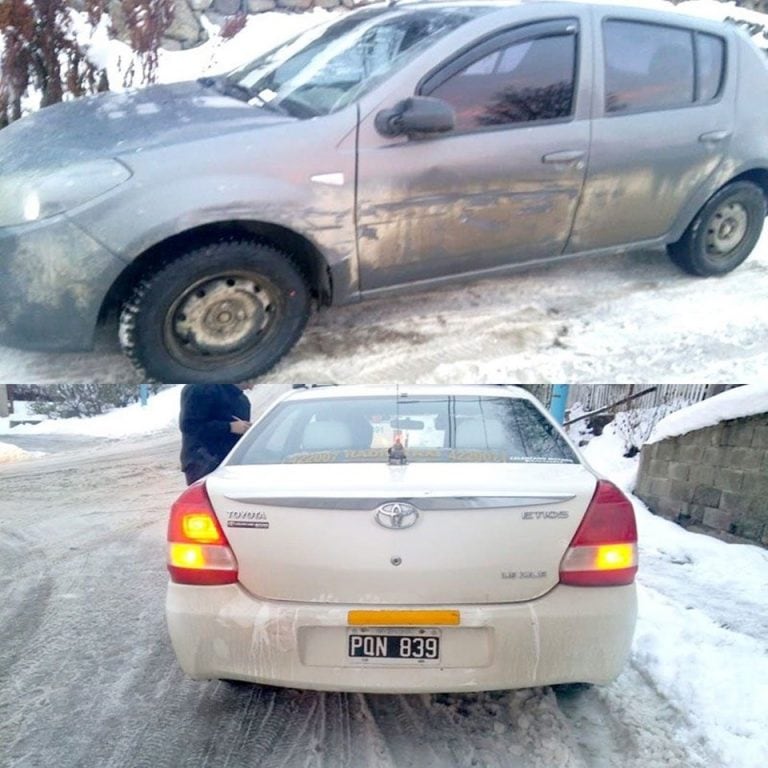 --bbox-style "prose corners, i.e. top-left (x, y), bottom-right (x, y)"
top-left (648, 384), bottom-right (768, 444)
